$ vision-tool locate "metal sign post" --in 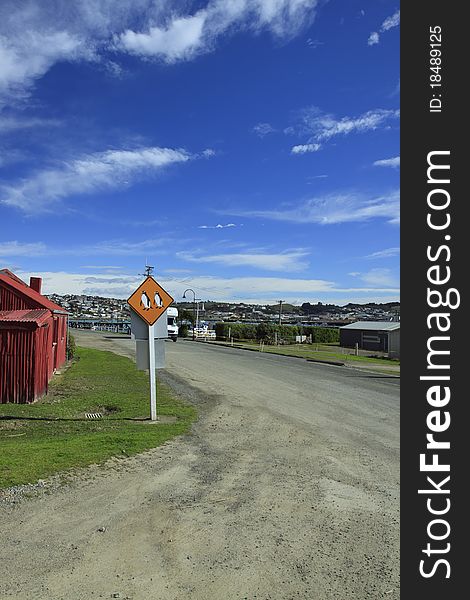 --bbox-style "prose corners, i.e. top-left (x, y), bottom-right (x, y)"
top-left (148, 323), bottom-right (157, 421)
top-left (127, 274), bottom-right (174, 422)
